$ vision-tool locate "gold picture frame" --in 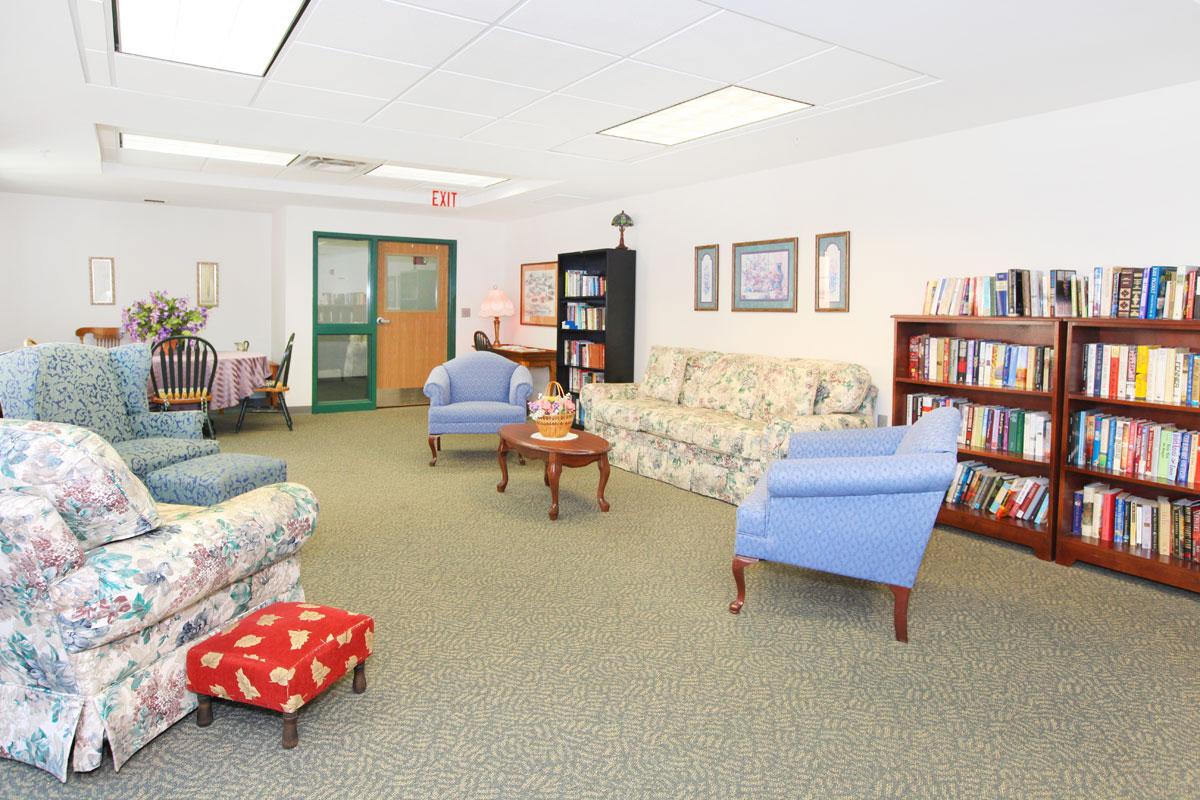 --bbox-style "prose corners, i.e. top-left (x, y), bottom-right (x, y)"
top-left (520, 261), bottom-right (557, 326)
top-left (88, 257), bottom-right (115, 305)
top-left (815, 231), bottom-right (850, 312)
top-left (197, 262), bottom-right (219, 308)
